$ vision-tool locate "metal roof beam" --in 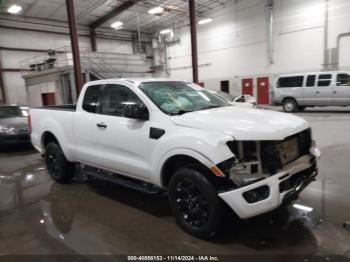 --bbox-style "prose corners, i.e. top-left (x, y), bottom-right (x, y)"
top-left (89, 0), bottom-right (136, 29)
